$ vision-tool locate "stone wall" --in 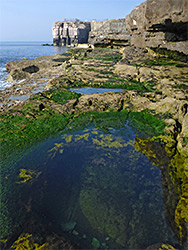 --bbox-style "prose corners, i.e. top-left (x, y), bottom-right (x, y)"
top-left (126, 0), bottom-right (188, 55)
top-left (88, 19), bottom-right (129, 47)
top-left (52, 21), bottom-right (91, 46)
